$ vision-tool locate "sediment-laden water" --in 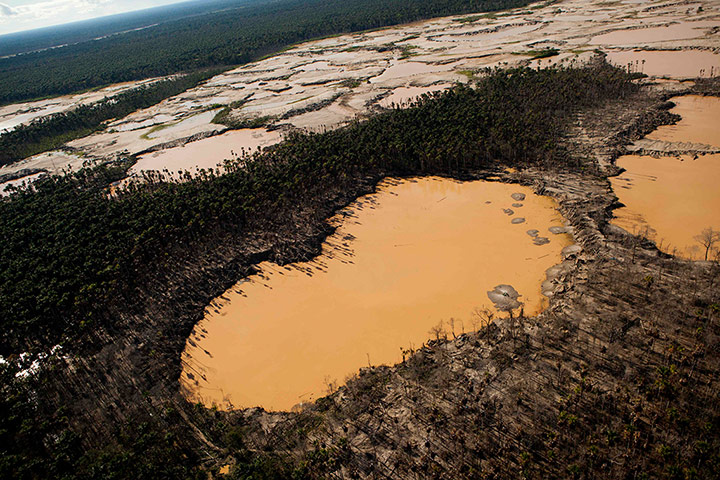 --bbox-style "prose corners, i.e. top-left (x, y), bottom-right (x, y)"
top-left (181, 177), bottom-right (572, 411)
